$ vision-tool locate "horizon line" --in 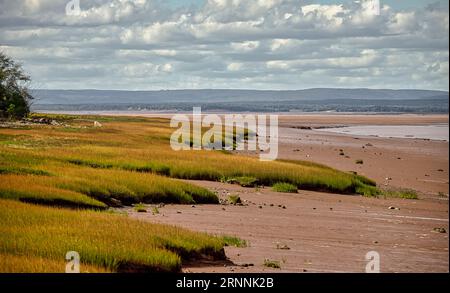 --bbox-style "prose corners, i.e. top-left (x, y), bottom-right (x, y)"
top-left (31, 87), bottom-right (450, 93)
